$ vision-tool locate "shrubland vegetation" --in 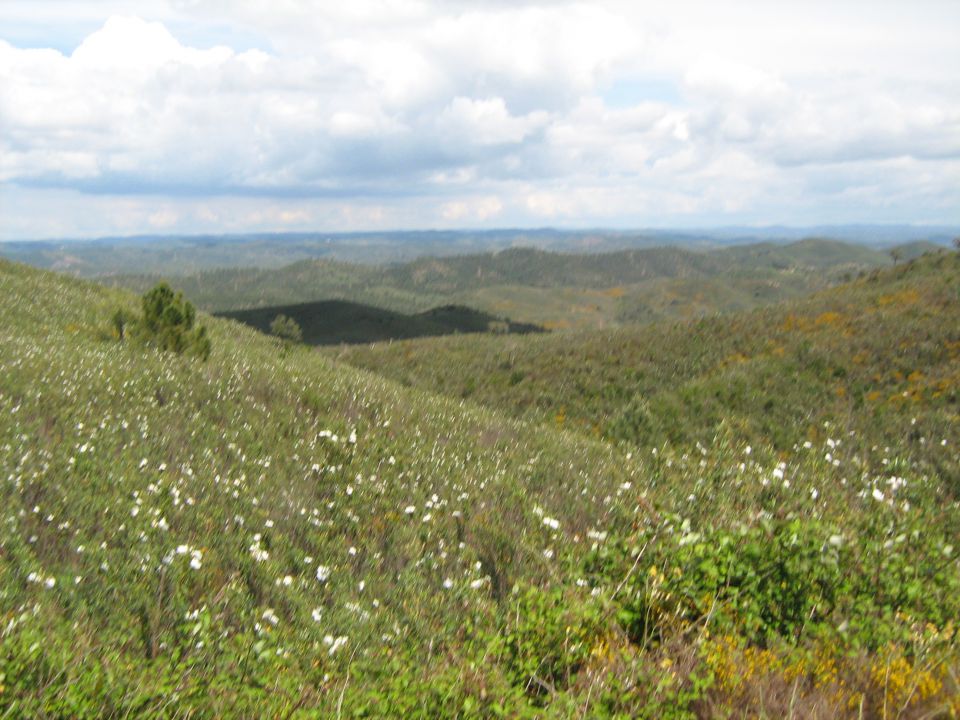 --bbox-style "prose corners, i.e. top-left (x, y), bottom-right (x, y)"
top-left (1, 248), bottom-right (958, 717)
top-left (335, 250), bottom-right (959, 459)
